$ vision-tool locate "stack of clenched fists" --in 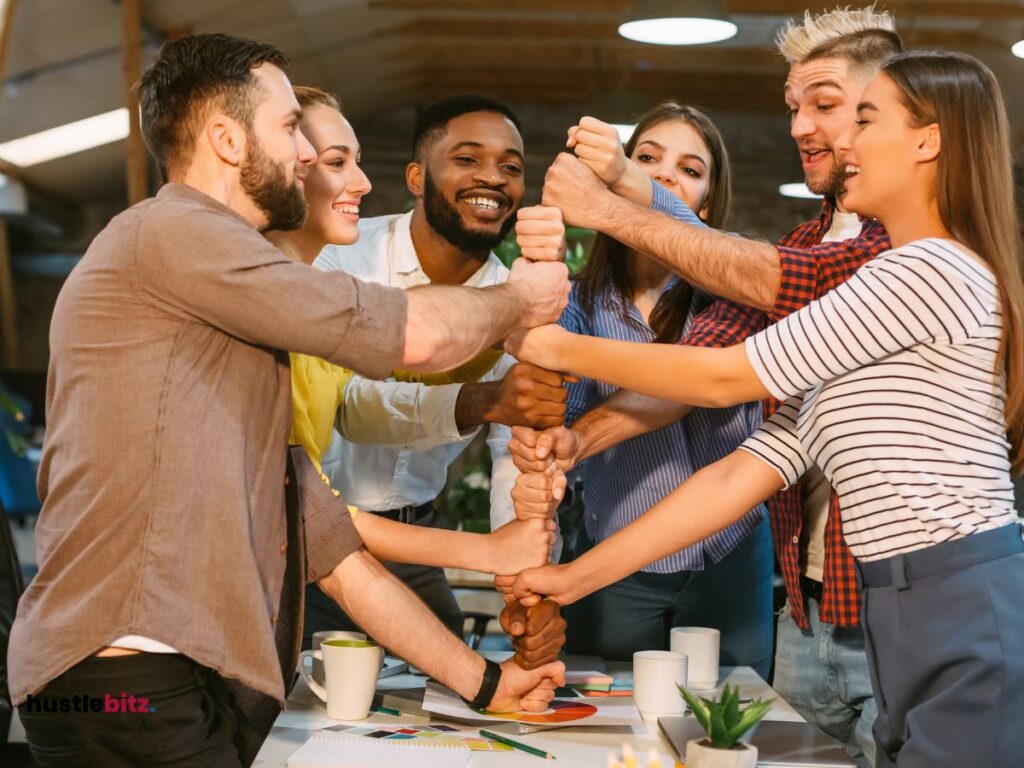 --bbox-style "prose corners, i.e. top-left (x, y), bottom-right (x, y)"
top-left (492, 207), bottom-right (573, 669)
